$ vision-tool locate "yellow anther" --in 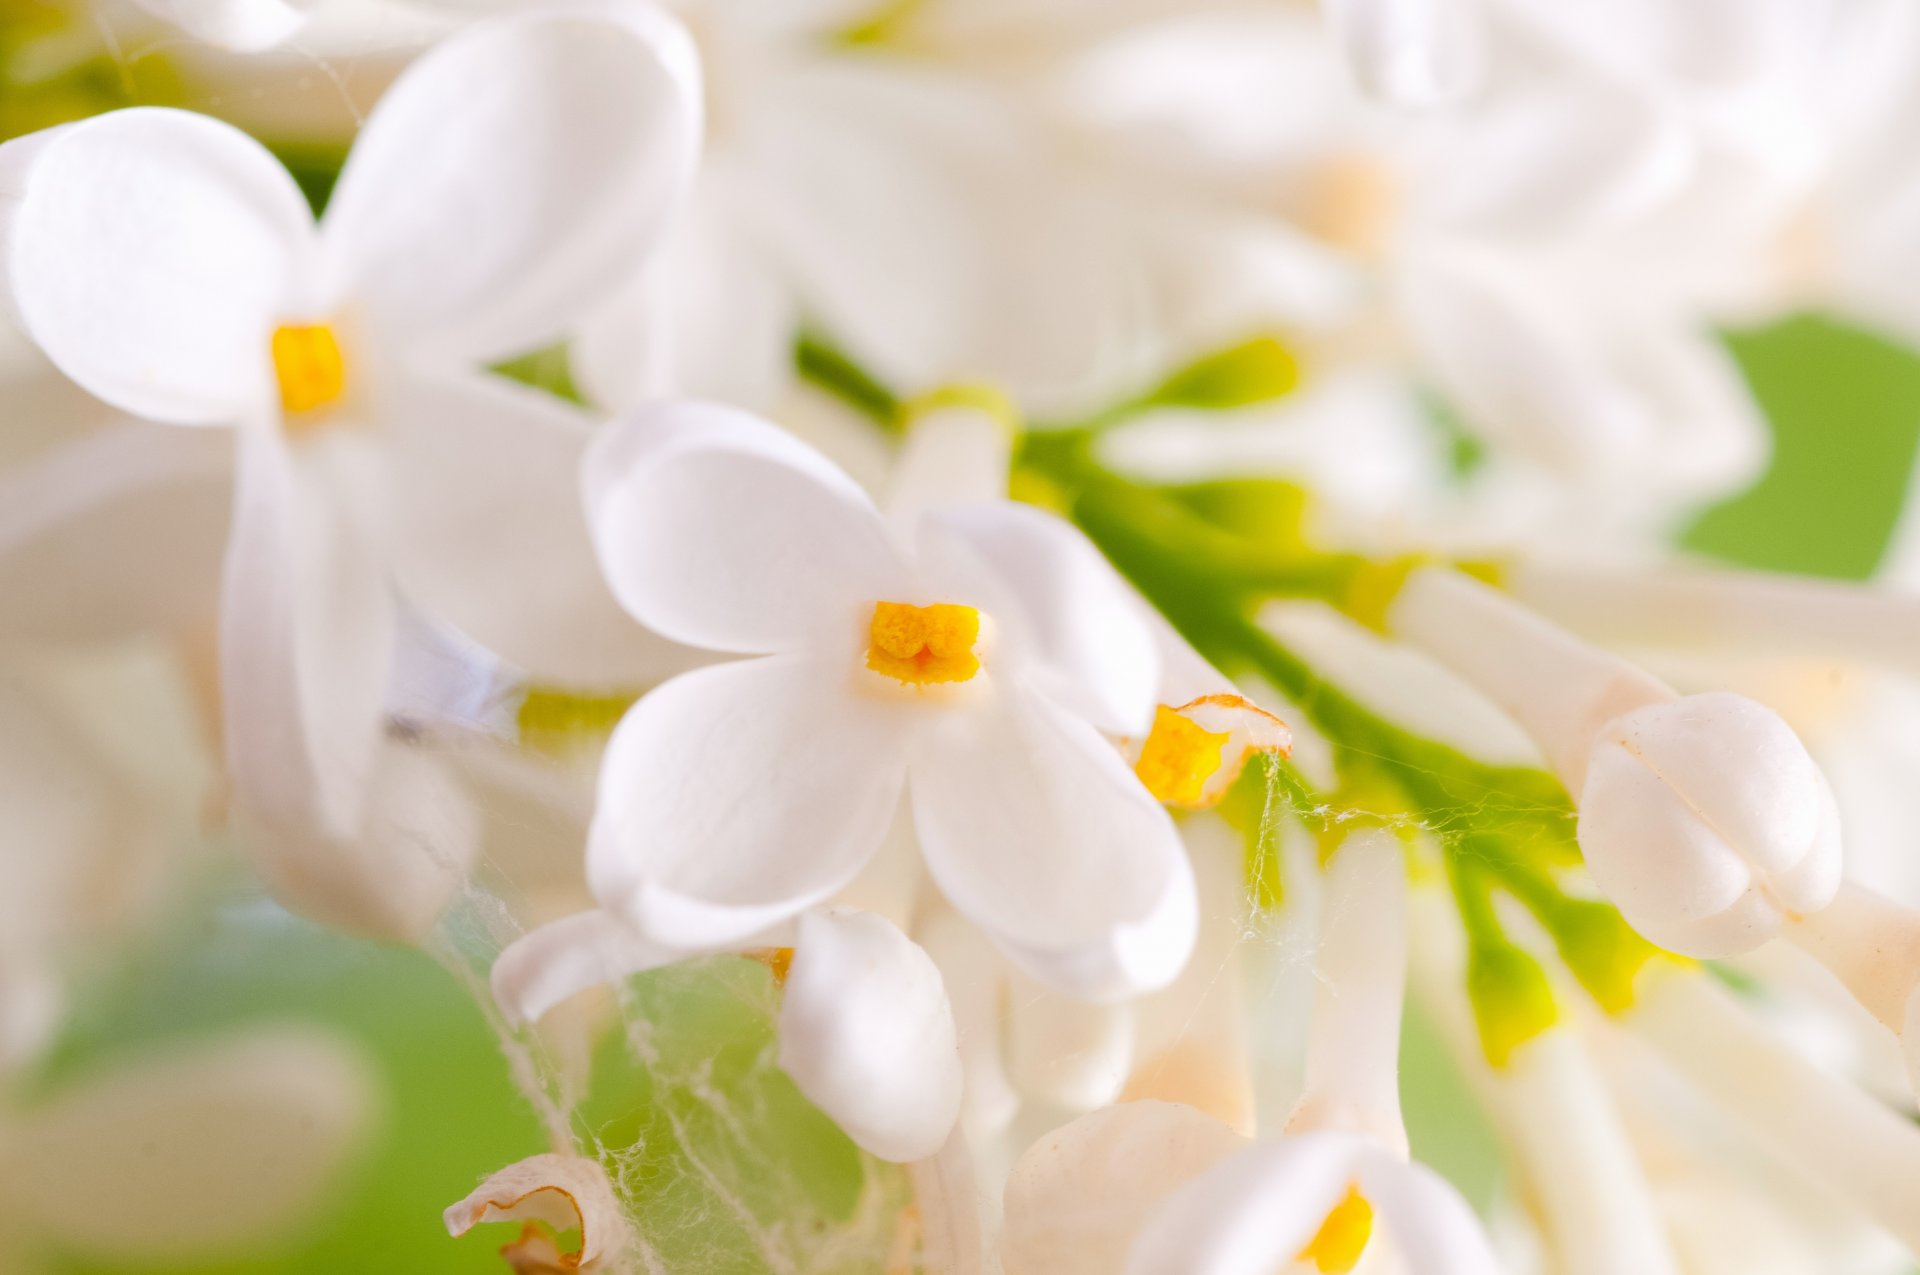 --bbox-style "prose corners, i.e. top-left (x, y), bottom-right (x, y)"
top-left (1298, 1184), bottom-right (1374, 1274)
top-left (866, 602), bottom-right (981, 685)
top-left (745, 946), bottom-right (796, 987)
top-left (272, 323), bottom-right (346, 418)
top-left (1134, 705), bottom-right (1230, 806)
